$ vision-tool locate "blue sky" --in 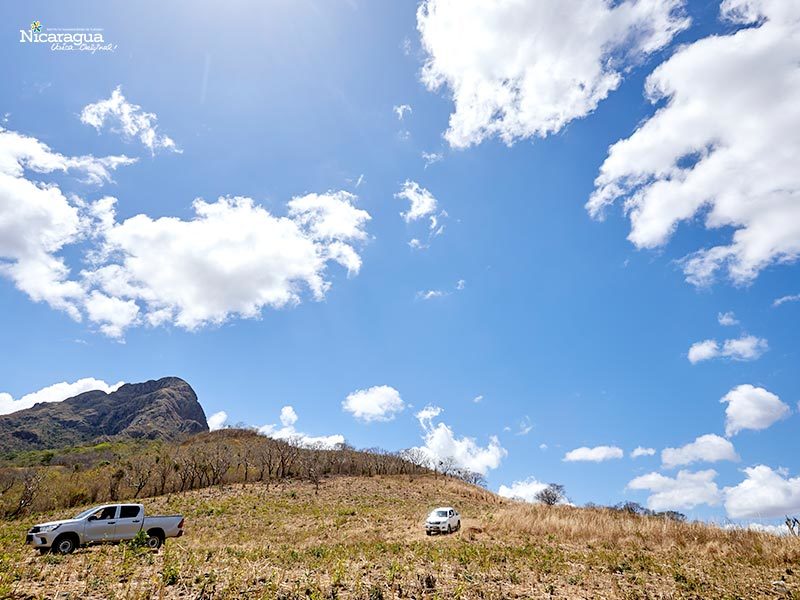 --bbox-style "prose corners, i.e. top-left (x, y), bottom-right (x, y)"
top-left (1, 0), bottom-right (798, 526)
